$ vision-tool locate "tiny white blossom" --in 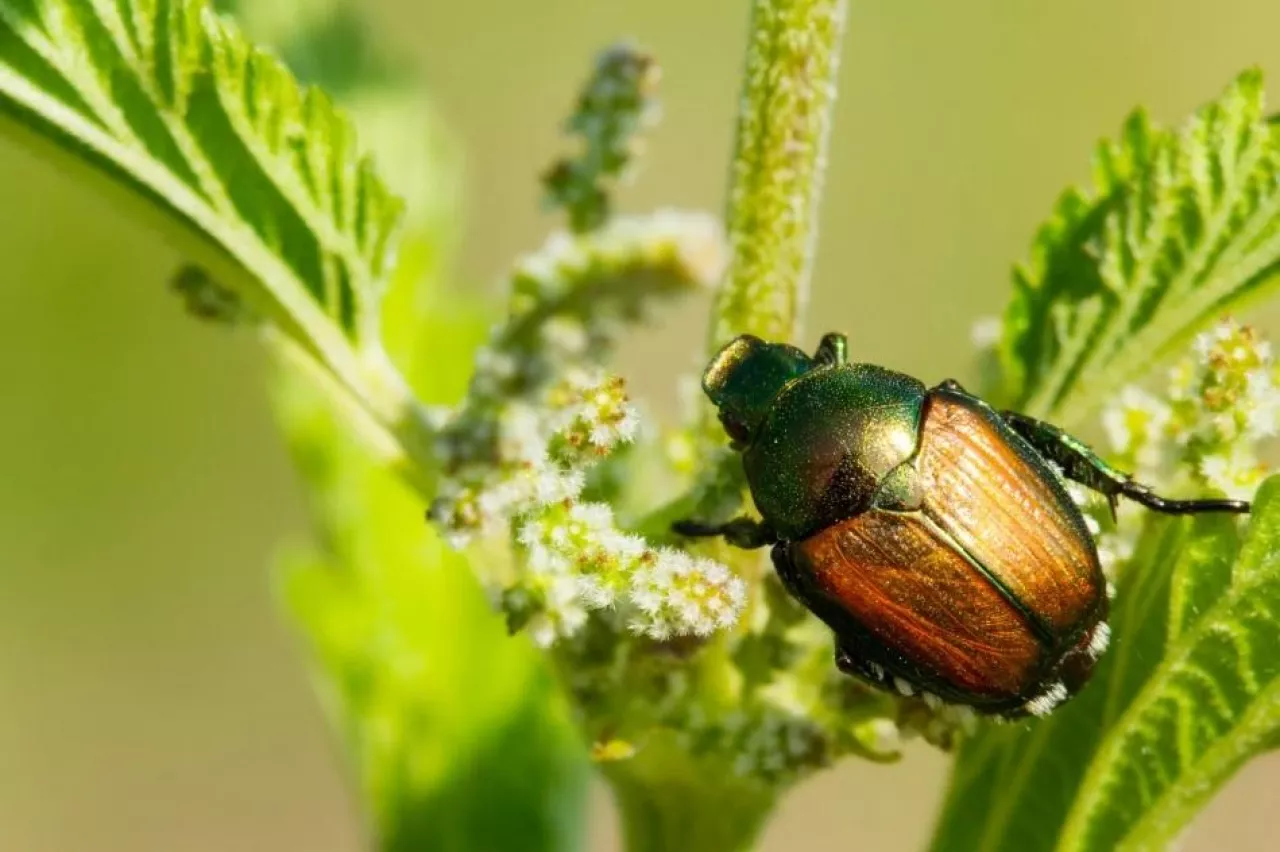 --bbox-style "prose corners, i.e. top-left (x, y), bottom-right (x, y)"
top-left (576, 574), bottom-right (615, 608)
top-left (1243, 368), bottom-right (1280, 440)
top-left (533, 467), bottom-right (585, 504)
top-left (1200, 446), bottom-right (1264, 501)
top-left (628, 549), bottom-right (747, 638)
top-left (569, 500), bottom-right (614, 531)
top-left (498, 403), bottom-right (548, 462)
top-left (1101, 385), bottom-right (1171, 473)
top-left (528, 615), bottom-right (559, 648)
